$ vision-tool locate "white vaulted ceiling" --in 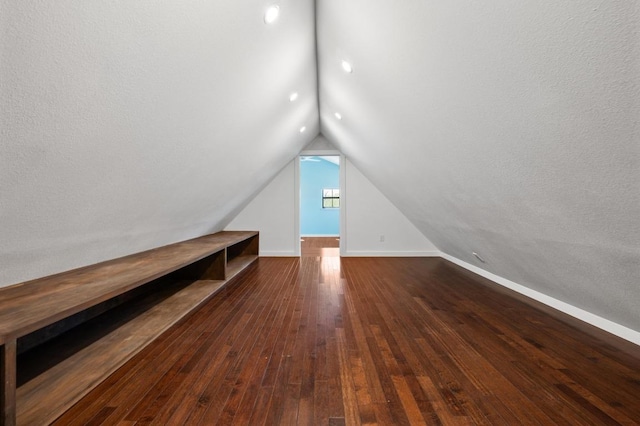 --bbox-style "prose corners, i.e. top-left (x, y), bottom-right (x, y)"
top-left (1, 0), bottom-right (318, 284)
top-left (317, 1), bottom-right (640, 333)
top-left (1, 2), bottom-right (639, 335)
